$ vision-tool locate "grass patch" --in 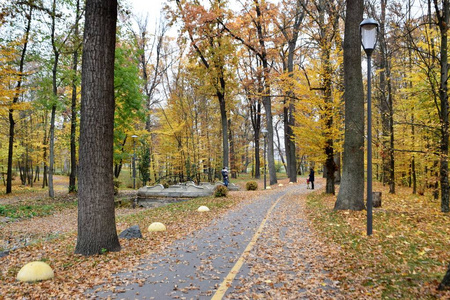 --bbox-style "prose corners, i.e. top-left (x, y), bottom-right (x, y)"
top-left (0, 201), bottom-right (77, 220)
top-left (118, 195), bottom-right (237, 226)
top-left (305, 183), bottom-right (450, 299)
